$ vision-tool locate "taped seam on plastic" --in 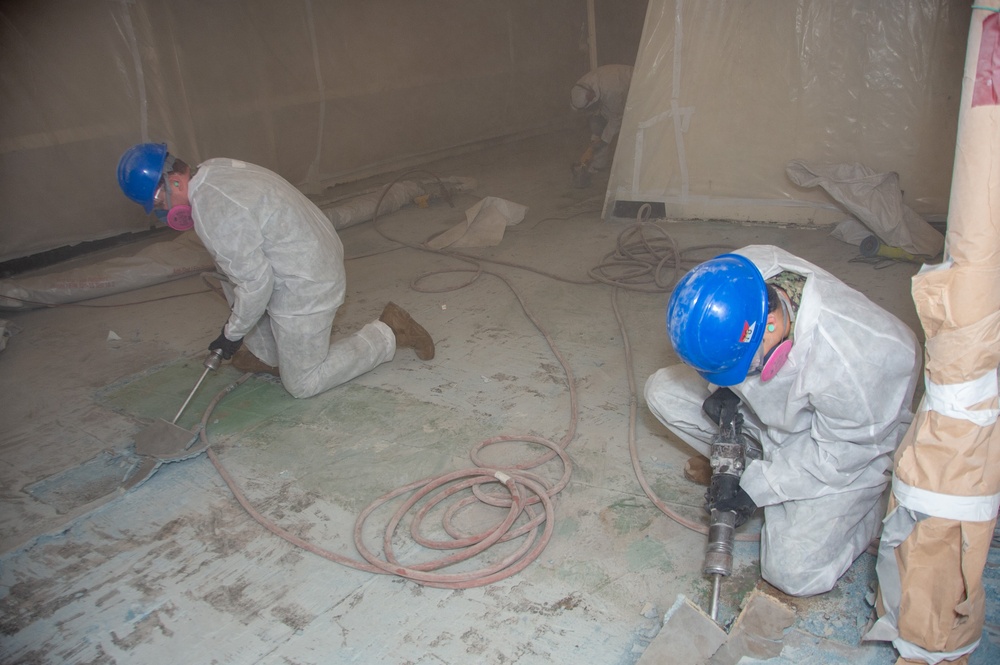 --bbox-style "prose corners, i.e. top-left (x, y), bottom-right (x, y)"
top-left (672, 0), bottom-right (684, 99)
top-left (893, 477), bottom-right (1000, 522)
top-left (615, 191), bottom-right (844, 212)
top-left (304, 0), bottom-right (326, 182)
top-left (893, 635), bottom-right (981, 664)
top-left (633, 0), bottom-right (693, 201)
top-left (119, 2), bottom-right (149, 140)
top-left (494, 471), bottom-right (512, 484)
top-left (671, 1), bottom-right (688, 199)
top-left (671, 100), bottom-right (689, 199)
top-left (922, 369), bottom-right (1000, 427)
top-left (632, 107), bottom-right (695, 200)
